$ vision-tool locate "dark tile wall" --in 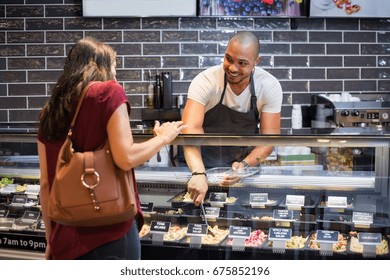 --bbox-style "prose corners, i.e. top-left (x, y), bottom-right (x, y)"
top-left (0, 1), bottom-right (389, 130)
